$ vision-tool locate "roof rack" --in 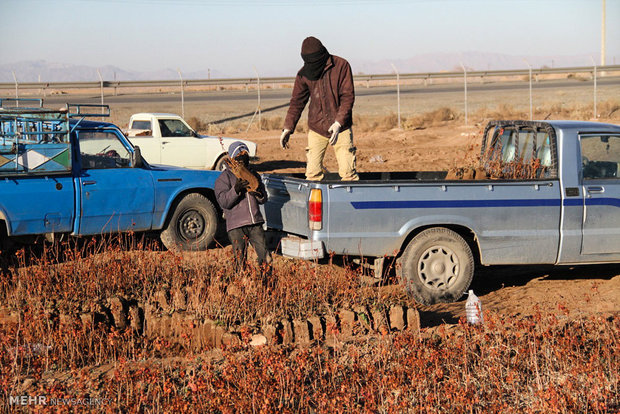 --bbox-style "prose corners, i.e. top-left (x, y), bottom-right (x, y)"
top-left (66, 103), bottom-right (110, 118)
top-left (0, 98), bottom-right (44, 110)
